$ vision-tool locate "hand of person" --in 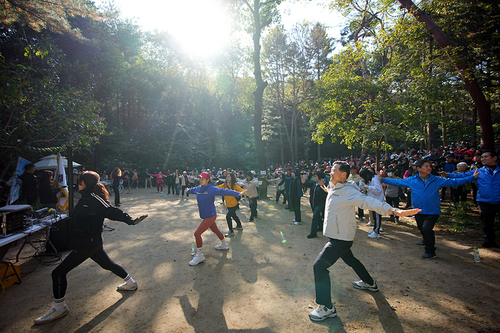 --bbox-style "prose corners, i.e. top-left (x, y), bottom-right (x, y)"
top-left (239, 189), bottom-right (247, 196)
top-left (320, 184), bottom-right (328, 193)
top-left (473, 169), bottom-right (479, 178)
top-left (133, 215), bottom-right (148, 225)
top-left (438, 171), bottom-right (449, 177)
top-left (393, 208), bottom-right (421, 217)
